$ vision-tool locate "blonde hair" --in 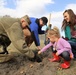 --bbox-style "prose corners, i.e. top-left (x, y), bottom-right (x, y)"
top-left (47, 26), bottom-right (60, 38)
top-left (21, 15), bottom-right (31, 25)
